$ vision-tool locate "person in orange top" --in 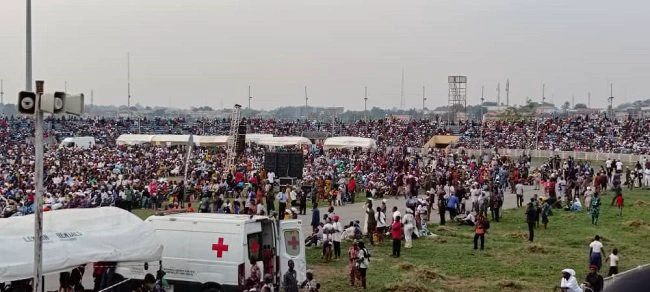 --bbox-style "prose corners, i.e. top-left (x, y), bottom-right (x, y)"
top-left (186, 203), bottom-right (195, 213)
top-left (473, 213), bottom-right (487, 250)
